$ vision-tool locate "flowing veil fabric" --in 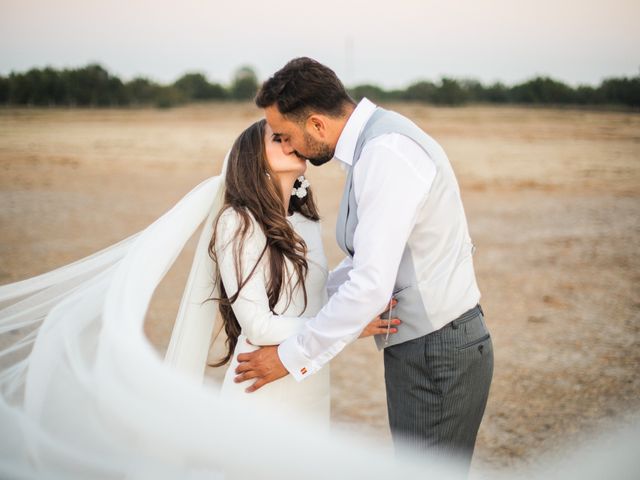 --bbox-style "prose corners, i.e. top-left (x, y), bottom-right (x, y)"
top-left (0, 169), bottom-right (230, 478)
top-left (163, 161), bottom-right (227, 381)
